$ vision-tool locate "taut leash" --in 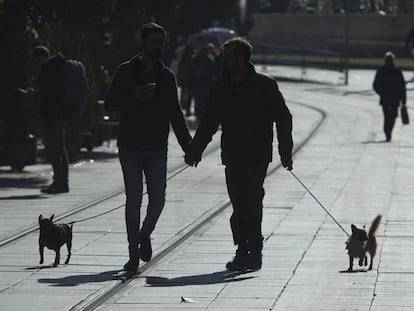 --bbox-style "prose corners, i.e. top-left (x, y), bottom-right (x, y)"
top-left (68, 165), bottom-right (190, 225)
top-left (289, 170), bottom-right (350, 238)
